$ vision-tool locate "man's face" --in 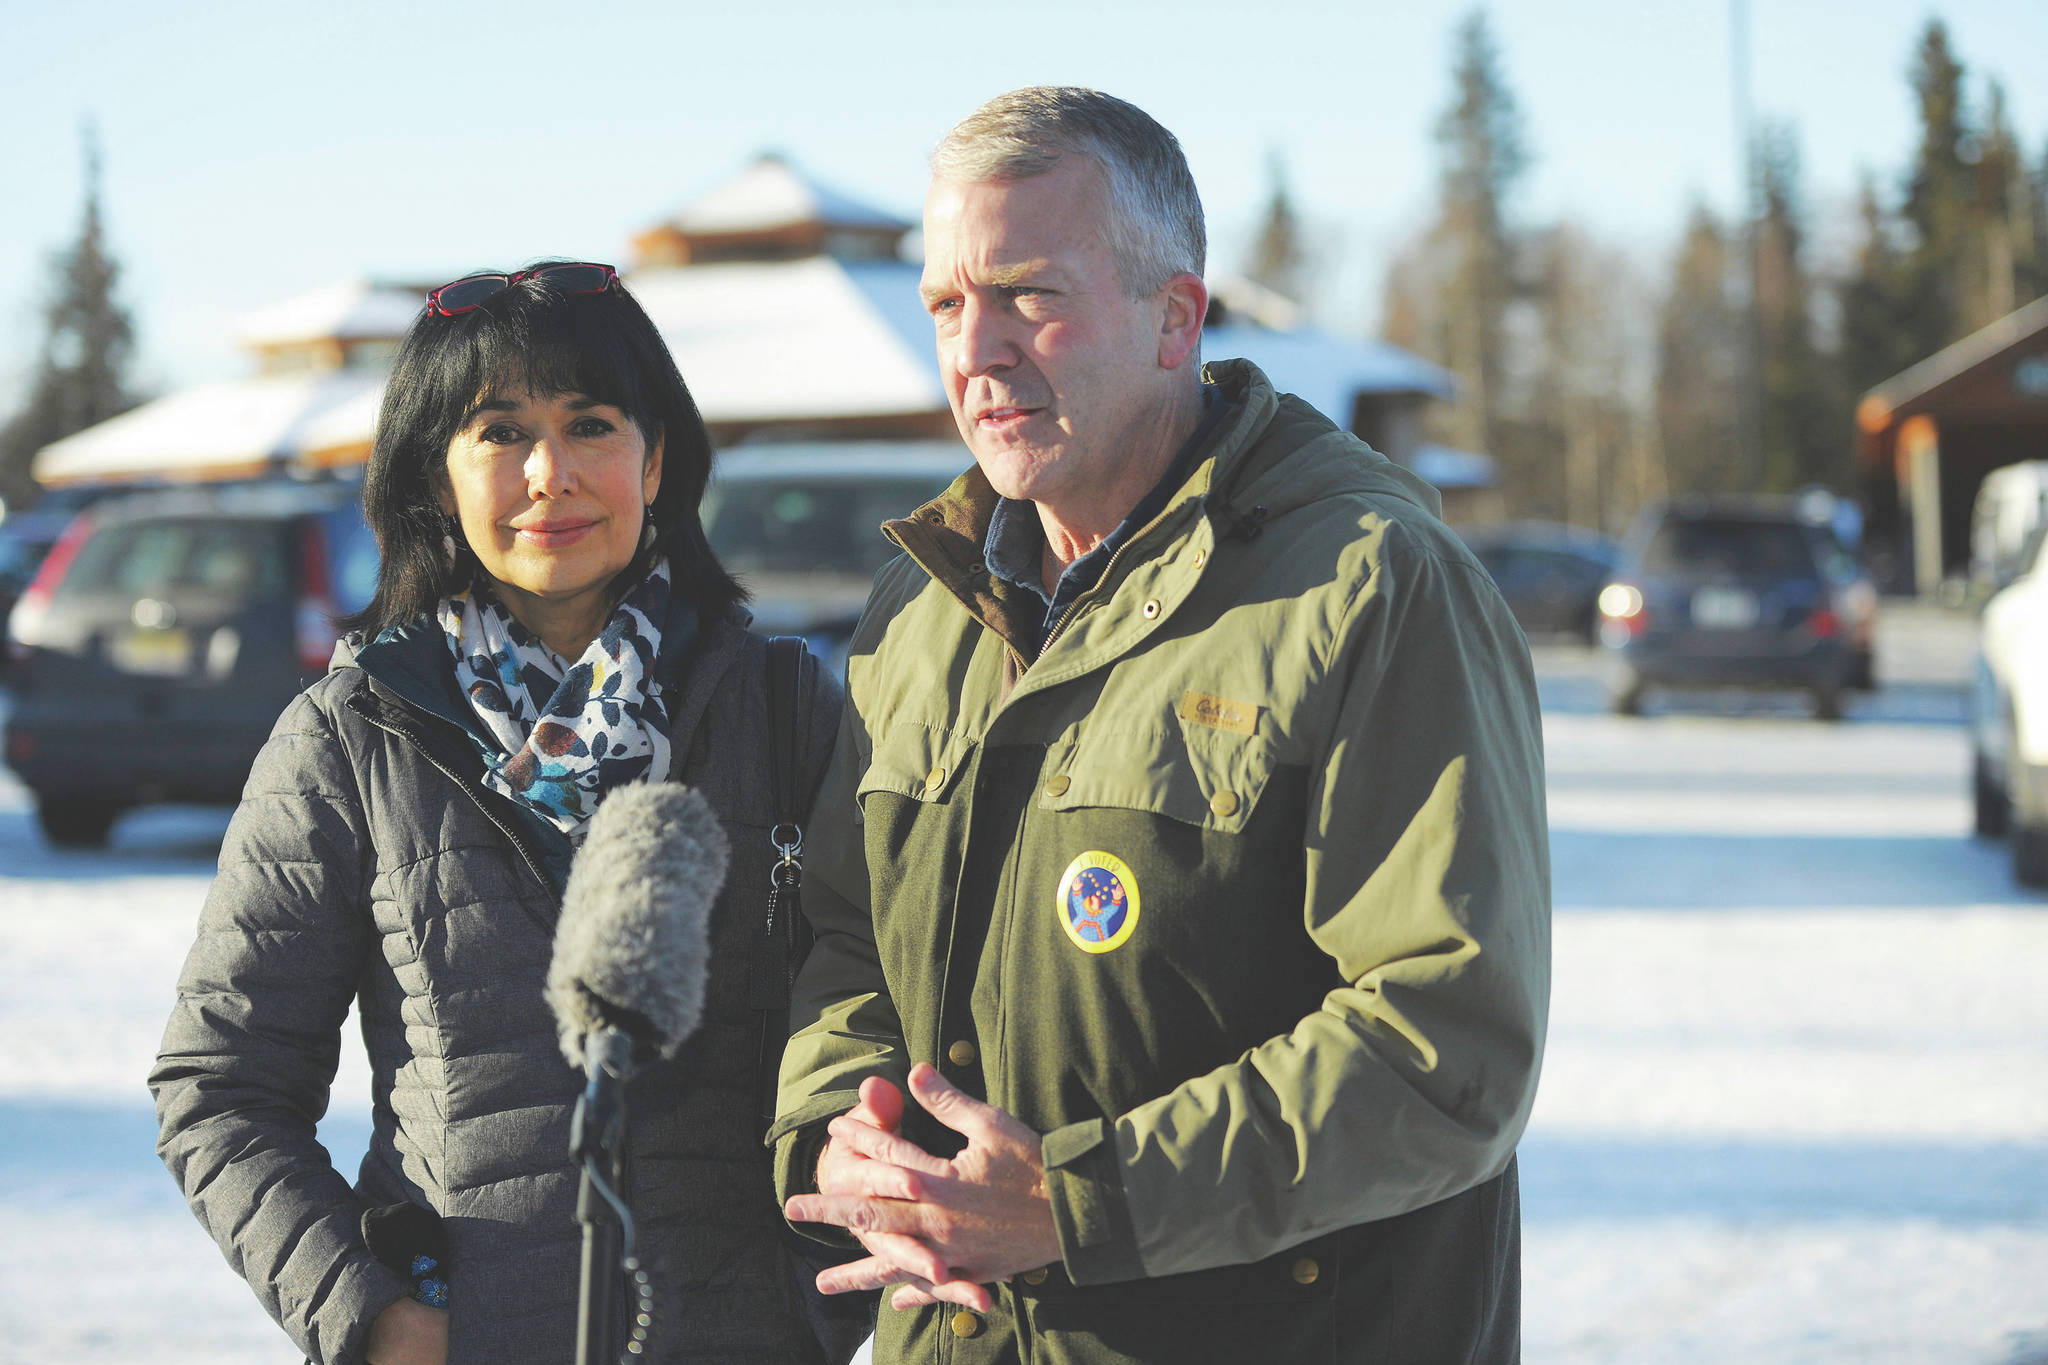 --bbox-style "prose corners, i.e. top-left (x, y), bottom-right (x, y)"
top-left (920, 159), bottom-right (1171, 509)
